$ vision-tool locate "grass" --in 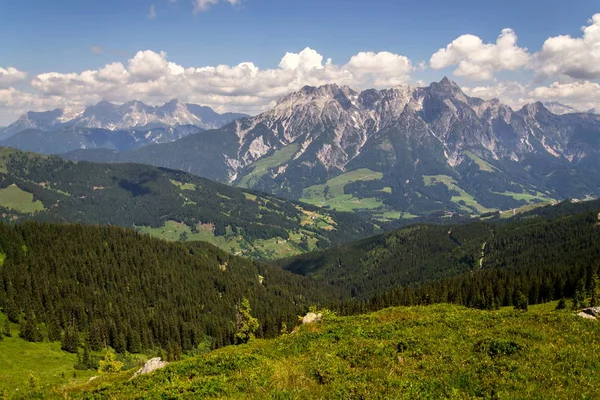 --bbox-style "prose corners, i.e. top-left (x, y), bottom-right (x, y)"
top-left (169, 179), bottom-right (196, 191)
top-left (58, 302), bottom-right (600, 399)
top-left (137, 220), bottom-right (323, 259)
top-left (495, 190), bottom-right (553, 203)
top-left (0, 313), bottom-right (97, 395)
top-left (0, 184), bottom-right (45, 213)
top-left (499, 200), bottom-right (556, 219)
top-left (423, 175), bottom-right (496, 214)
top-left (300, 169), bottom-right (385, 212)
top-left (237, 144), bottom-right (300, 189)
top-left (464, 150), bottom-right (499, 173)
top-left (373, 211), bottom-right (419, 221)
